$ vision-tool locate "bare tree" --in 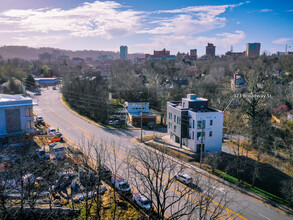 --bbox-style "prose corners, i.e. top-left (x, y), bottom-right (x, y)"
top-left (128, 145), bottom-right (242, 219)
